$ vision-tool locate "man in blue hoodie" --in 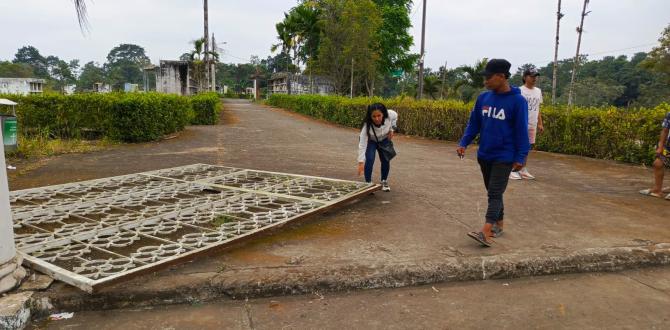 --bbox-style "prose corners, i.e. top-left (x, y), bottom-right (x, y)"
top-left (456, 59), bottom-right (530, 247)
